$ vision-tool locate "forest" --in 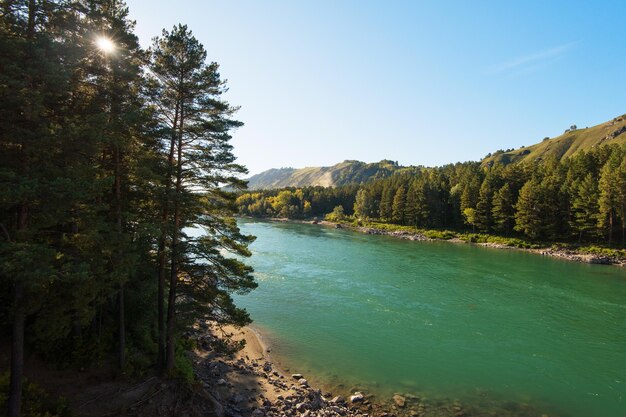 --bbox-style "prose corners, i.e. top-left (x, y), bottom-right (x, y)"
top-left (0, 1), bottom-right (255, 416)
top-left (237, 143), bottom-right (626, 245)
